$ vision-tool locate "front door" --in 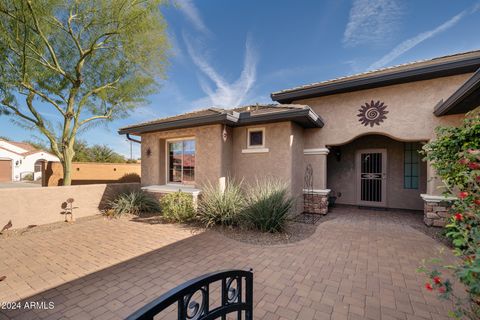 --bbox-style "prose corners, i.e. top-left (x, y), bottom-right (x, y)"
top-left (356, 149), bottom-right (387, 207)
